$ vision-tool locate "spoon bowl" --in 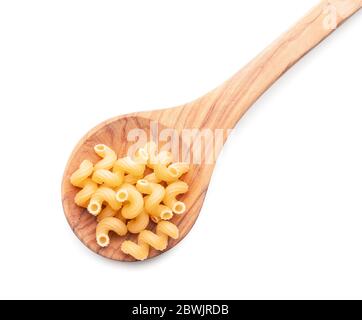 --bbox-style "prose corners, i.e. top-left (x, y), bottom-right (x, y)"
top-left (62, 112), bottom-right (216, 261)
